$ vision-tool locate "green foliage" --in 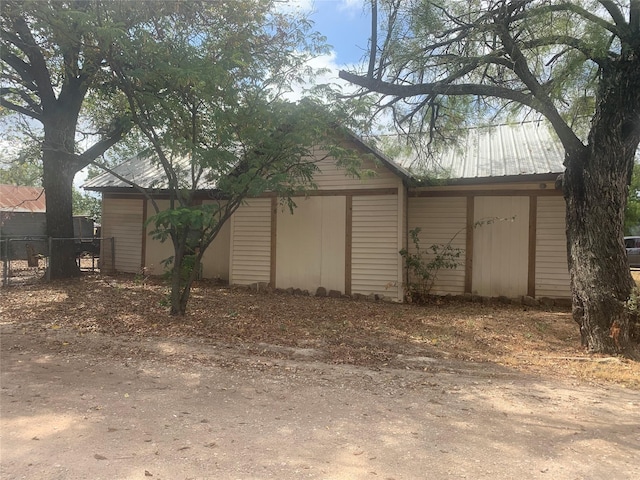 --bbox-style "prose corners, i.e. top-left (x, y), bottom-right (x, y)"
top-left (105, 0), bottom-right (353, 315)
top-left (623, 287), bottom-right (640, 341)
top-left (72, 188), bottom-right (101, 221)
top-left (0, 158), bottom-right (41, 186)
top-left (625, 162), bottom-right (640, 235)
top-left (399, 227), bottom-right (463, 303)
